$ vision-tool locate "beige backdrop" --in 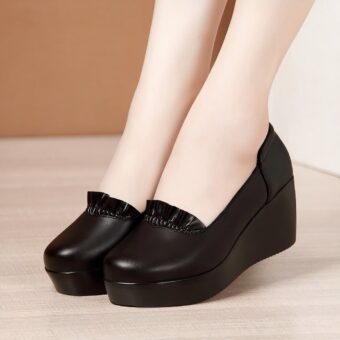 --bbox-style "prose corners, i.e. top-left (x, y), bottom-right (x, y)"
top-left (0, 0), bottom-right (235, 137)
